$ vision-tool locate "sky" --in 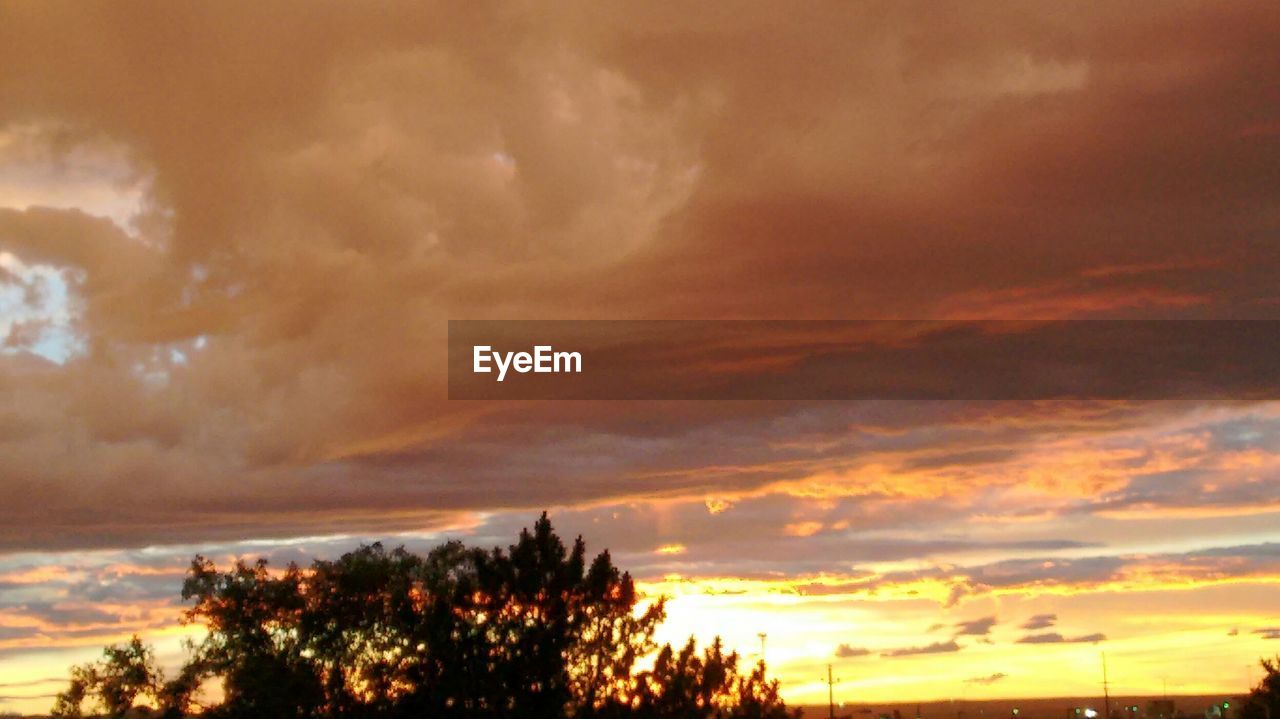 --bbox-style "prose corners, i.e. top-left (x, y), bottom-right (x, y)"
top-left (1, 1), bottom-right (1280, 713)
